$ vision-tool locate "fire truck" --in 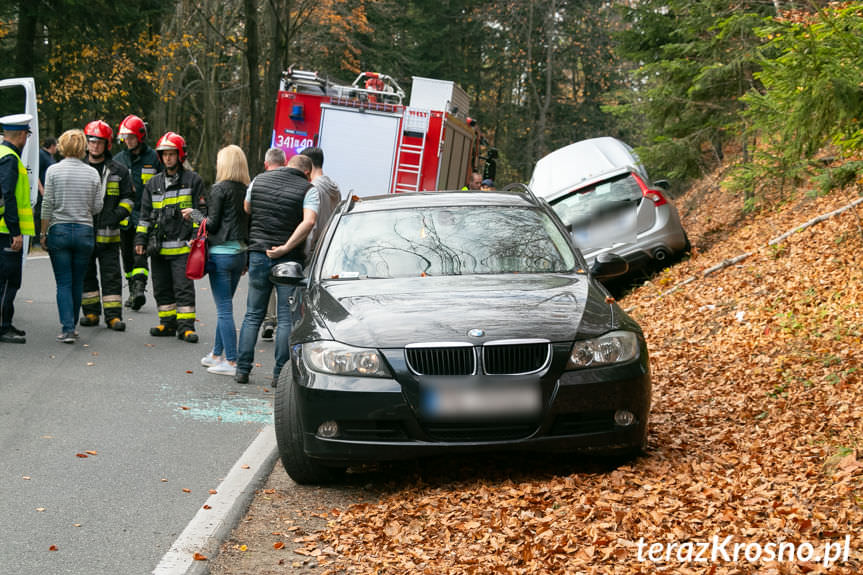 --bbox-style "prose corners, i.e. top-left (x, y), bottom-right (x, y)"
top-left (272, 68), bottom-right (480, 198)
